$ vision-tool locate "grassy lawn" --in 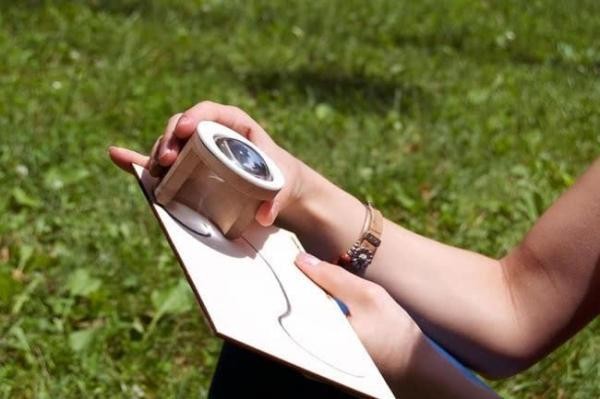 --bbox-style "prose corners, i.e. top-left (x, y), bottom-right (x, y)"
top-left (1, 0), bottom-right (599, 397)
